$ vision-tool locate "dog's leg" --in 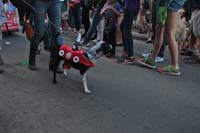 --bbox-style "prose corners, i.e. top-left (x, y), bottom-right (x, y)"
top-left (63, 63), bottom-right (71, 77)
top-left (82, 73), bottom-right (90, 94)
top-left (64, 68), bottom-right (68, 77)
